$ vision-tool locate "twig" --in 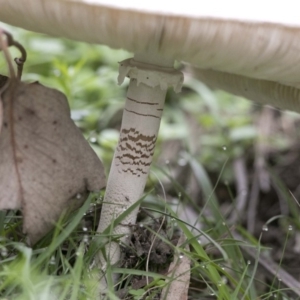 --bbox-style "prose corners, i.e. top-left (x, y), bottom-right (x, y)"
top-left (0, 29), bottom-right (27, 79)
top-left (230, 156), bottom-right (248, 223)
top-left (247, 170), bottom-right (260, 233)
